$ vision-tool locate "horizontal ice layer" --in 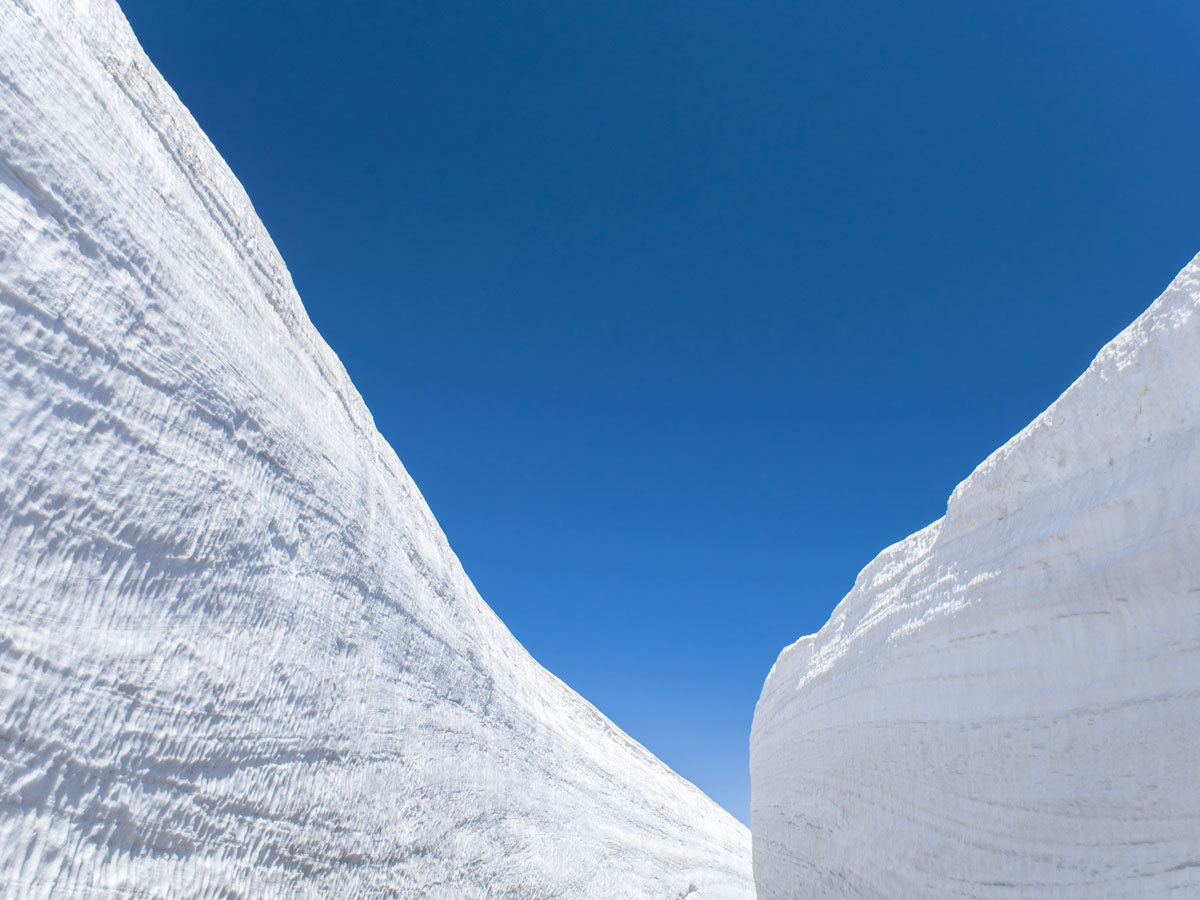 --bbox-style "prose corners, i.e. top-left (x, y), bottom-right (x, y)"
top-left (751, 255), bottom-right (1200, 898)
top-left (0, 1), bottom-right (753, 897)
